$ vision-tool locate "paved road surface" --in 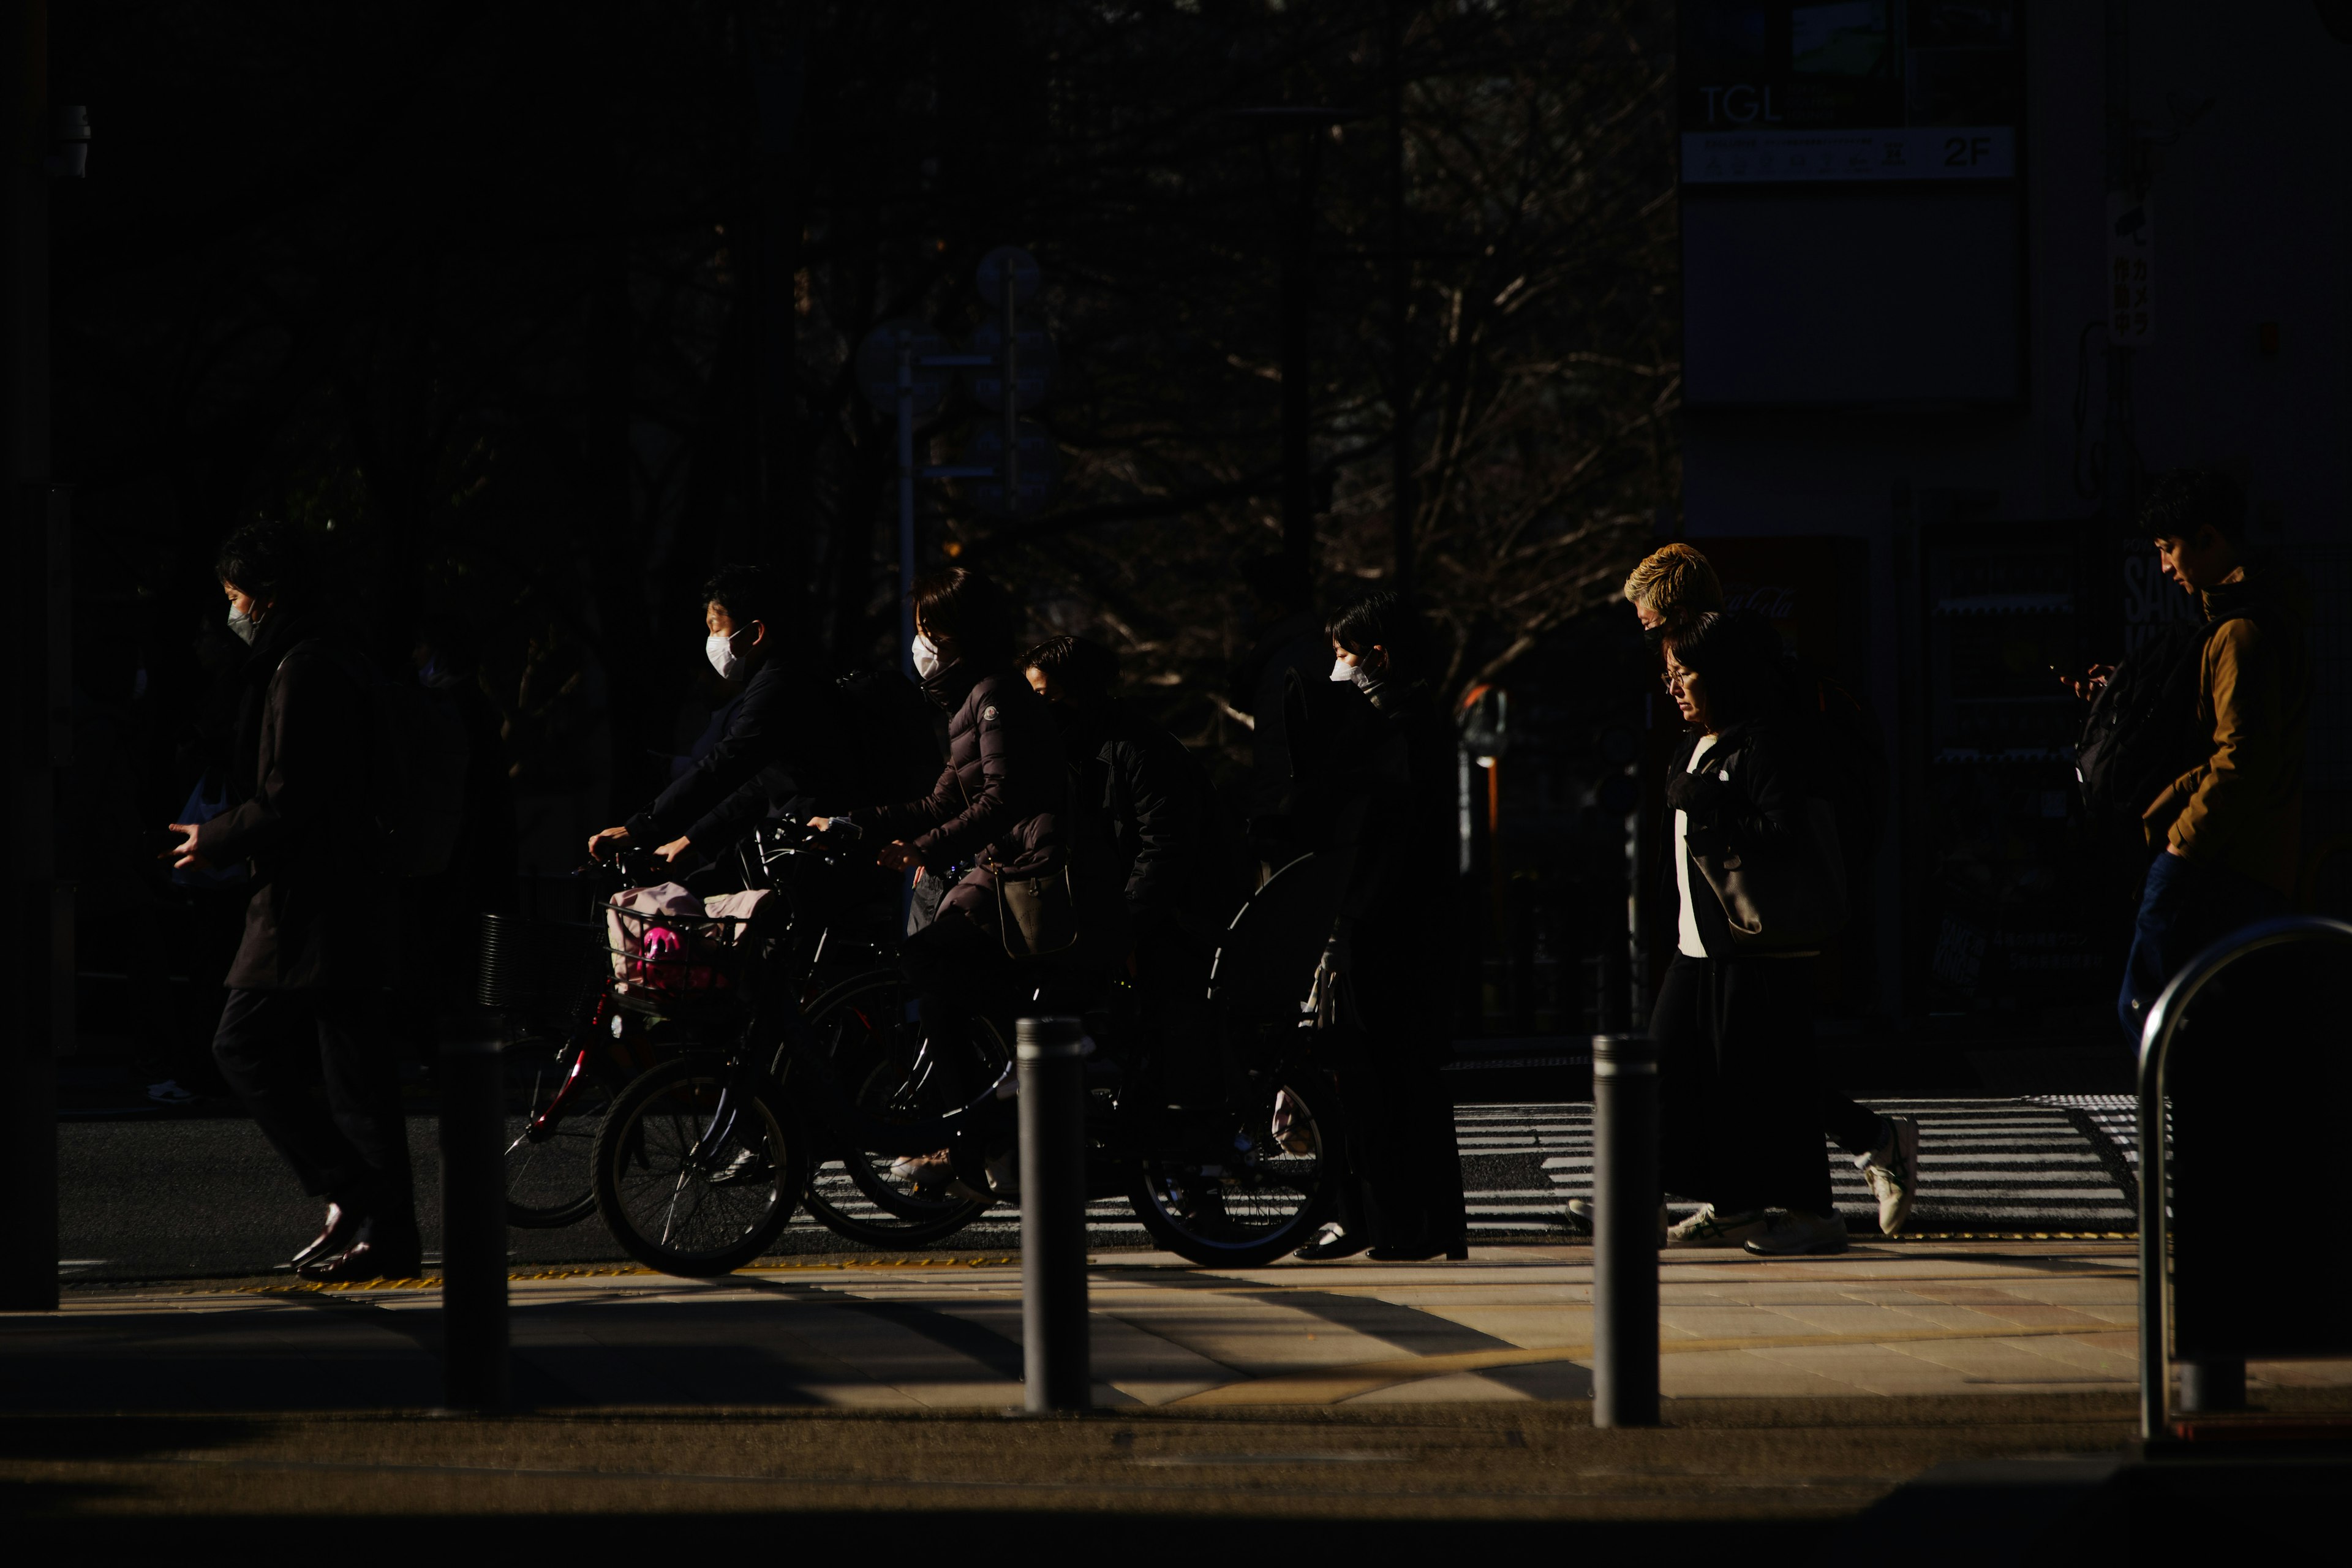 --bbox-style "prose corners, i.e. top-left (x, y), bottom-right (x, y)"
top-left (59, 1098), bottom-right (2143, 1283)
